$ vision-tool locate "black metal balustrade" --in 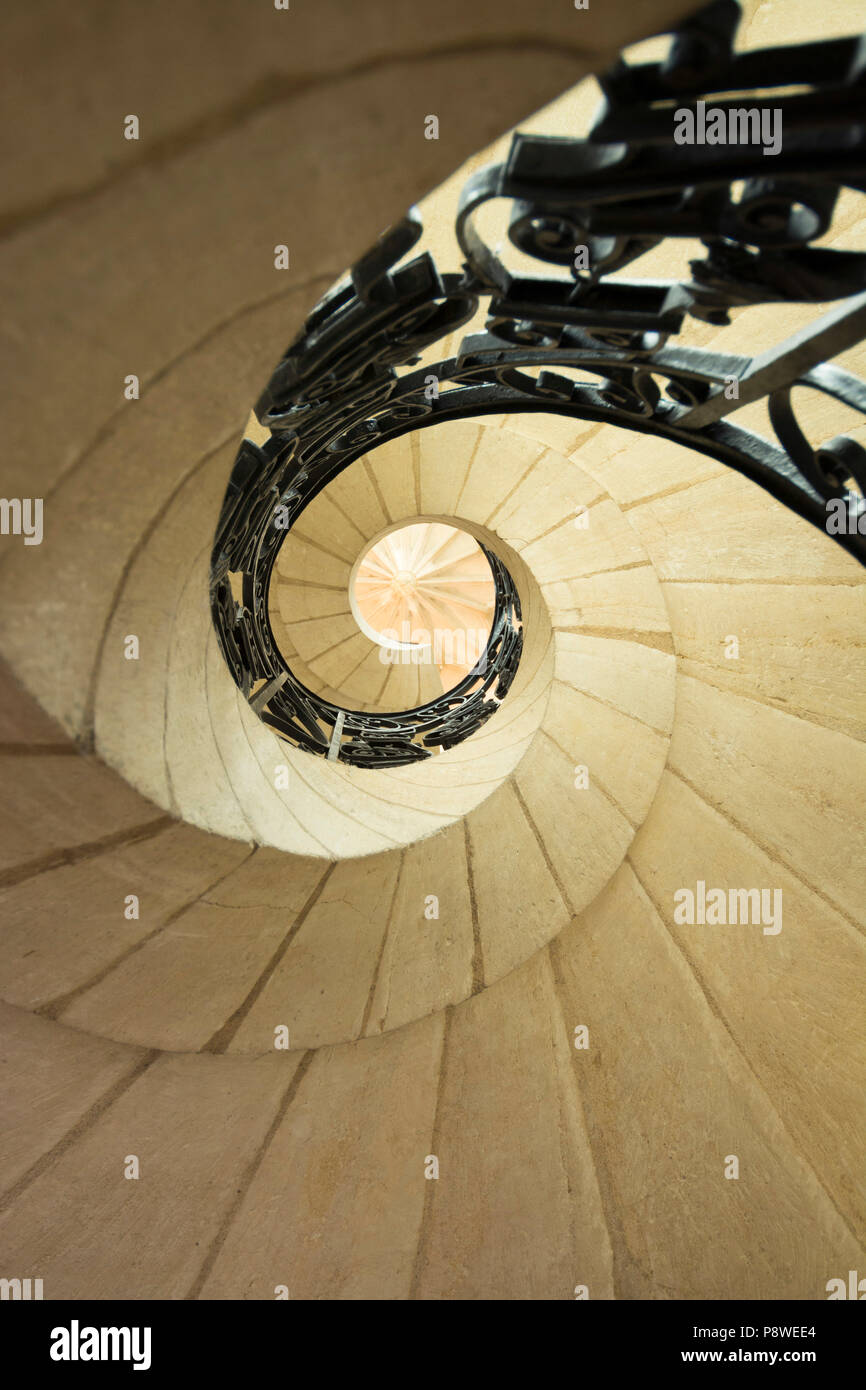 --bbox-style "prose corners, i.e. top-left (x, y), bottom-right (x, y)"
top-left (211, 0), bottom-right (866, 767)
